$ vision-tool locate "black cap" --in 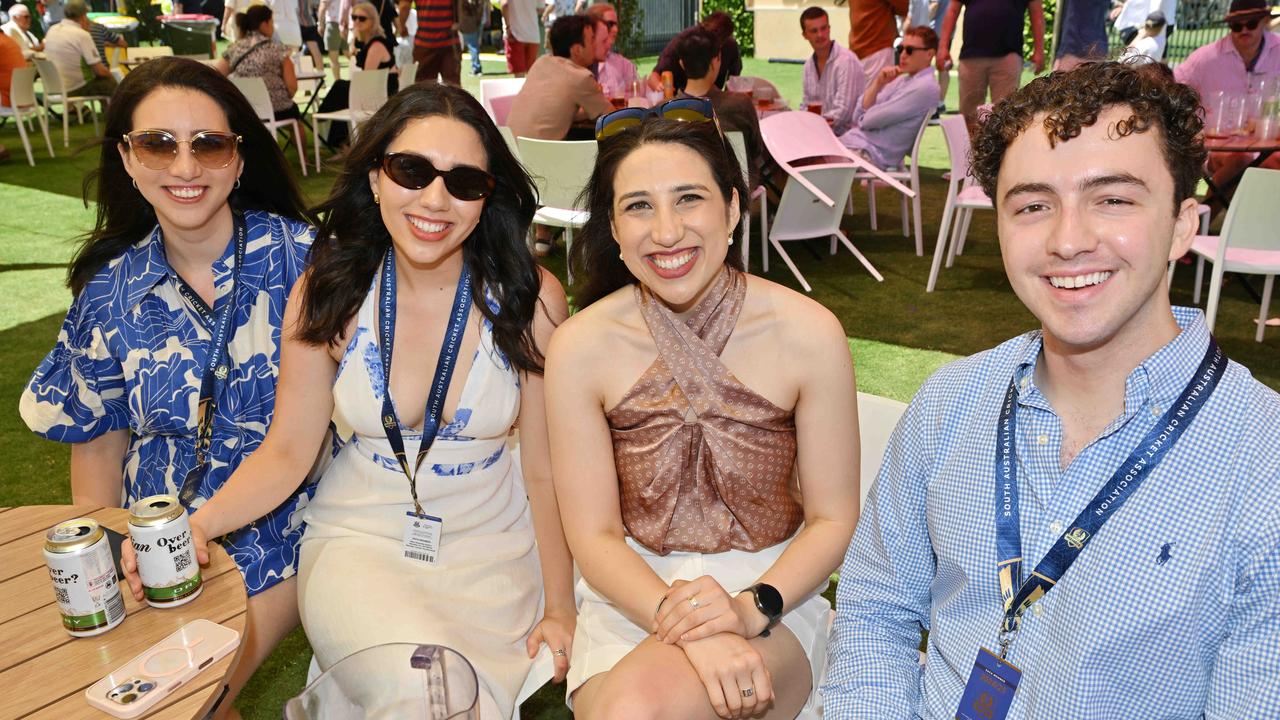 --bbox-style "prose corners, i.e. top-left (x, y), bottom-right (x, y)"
top-left (1225, 0), bottom-right (1276, 21)
top-left (1145, 10), bottom-right (1167, 26)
